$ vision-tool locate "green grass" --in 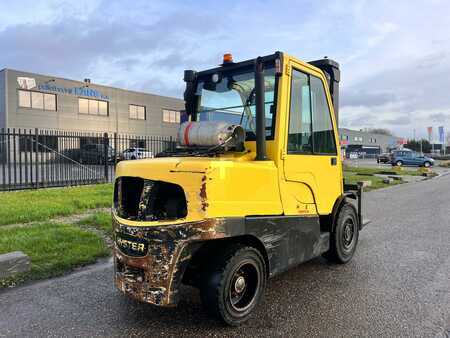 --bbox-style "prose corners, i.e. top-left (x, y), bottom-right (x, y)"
top-left (343, 166), bottom-right (423, 176)
top-left (78, 212), bottom-right (113, 237)
top-left (0, 222), bottom-right (109, 284)
top-left (0, 184), bottom-right (113, 226)
top-left (344, 173), bottom-right (403, 191)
